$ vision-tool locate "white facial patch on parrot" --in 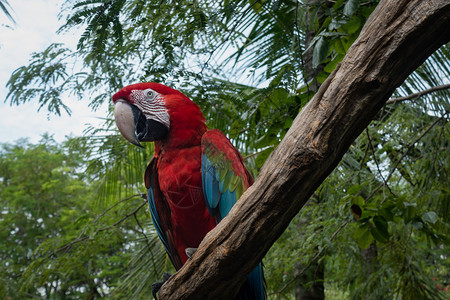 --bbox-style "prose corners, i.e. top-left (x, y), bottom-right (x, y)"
top-left (131, 88), bottom-right (170, 129)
